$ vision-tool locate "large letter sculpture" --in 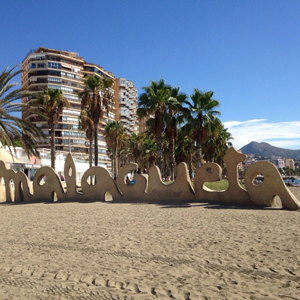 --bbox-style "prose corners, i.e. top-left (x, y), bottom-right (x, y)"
top-left (0, 149), bottom-right (299, 210)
